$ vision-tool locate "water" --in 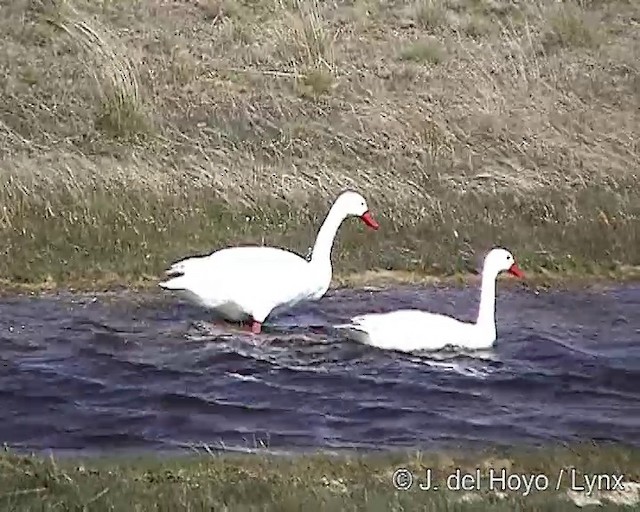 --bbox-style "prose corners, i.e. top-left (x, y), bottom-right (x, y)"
top-left (0, 283), bottom-right (639, 456)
